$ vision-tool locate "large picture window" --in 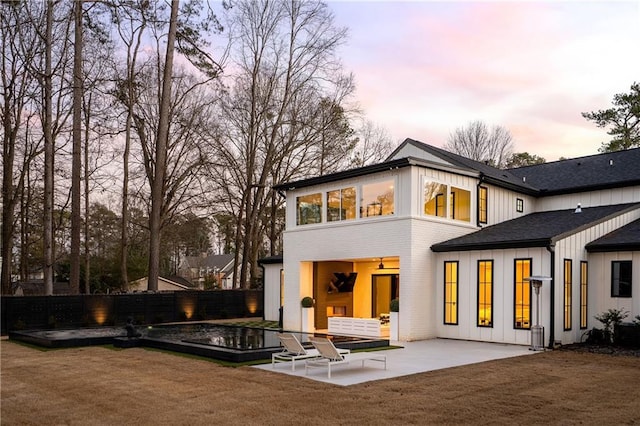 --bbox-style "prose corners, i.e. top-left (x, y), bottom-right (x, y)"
top-left (564, 259), bottom-right (572, 331)
top-left (444, 261), bottom-right (458, 325)
top-left (478, 260), bottom-right (493, 327)
top-left (296, 193), bottom-right (322, 225)
top-left (580, 261), bottom-right (588, 329)
top-left (424, 182), bottom-right (447, 218)
top-left (514, 259), bottom-right (531, 329)
top-left (611, 261), bottom-right (632, 298)
top-left (424, 181), bottom-right (471, 222)
top-left (327, 187), bottom-right (356, 222)
top-left (450, 186), bottom-right (471, 222)
top-left (361, 180), bottom-right (394, 218)
top-left (478, 186), bottom-right (488, 224)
